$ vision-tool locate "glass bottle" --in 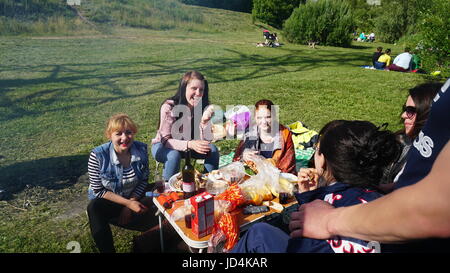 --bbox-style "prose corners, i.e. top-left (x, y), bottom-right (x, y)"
top-left (182, 150), bottom-right (196, 199)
